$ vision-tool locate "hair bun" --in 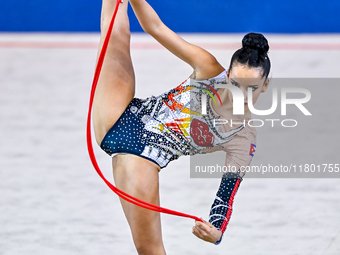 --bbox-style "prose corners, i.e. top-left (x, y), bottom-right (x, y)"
top-left (242, 33), bottom-right (269, 54)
